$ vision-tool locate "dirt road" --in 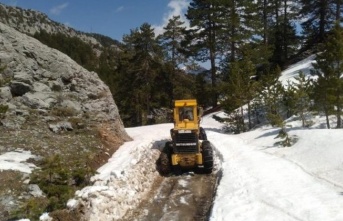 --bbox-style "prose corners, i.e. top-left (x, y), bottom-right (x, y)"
top-left (121, 163), bottom-right (220, 221)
